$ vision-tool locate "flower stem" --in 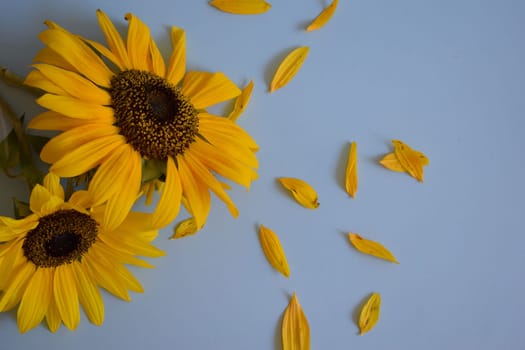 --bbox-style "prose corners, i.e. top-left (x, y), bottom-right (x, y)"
top-left (0, 66), bottom-right (42, 96)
